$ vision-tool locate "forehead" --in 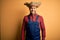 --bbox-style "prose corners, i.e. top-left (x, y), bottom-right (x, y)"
top-left (29, 6), bottom-right (36, 9)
